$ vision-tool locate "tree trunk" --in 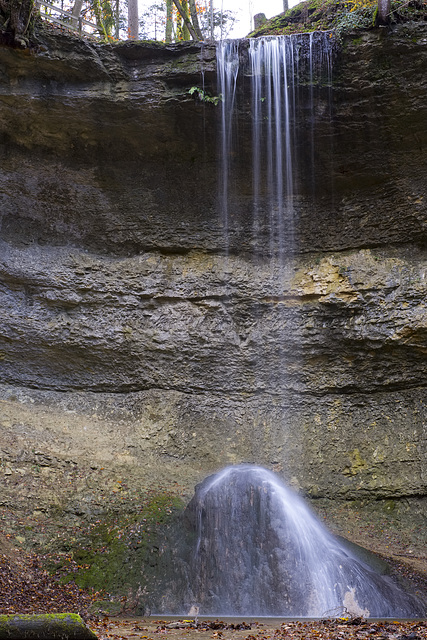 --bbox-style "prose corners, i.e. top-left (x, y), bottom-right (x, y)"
top-left (176, 10), bottom-right (182, 39)
top-left (377, 0), bottom-right (391, 24)
top-left (0, 0), bottom-right (35, 45)
top-left (92, 0), bottom-right (108, 37)
top-left (181, 0), bottom-right (190, 39)
top-left (188, 0), bottom-right (203, 40)
top-left (165, 0), bottom-right (173, 42)
top-left (127, 0), bottom-right (138, 39)
top-left (115, 0), bottom-right (120, 38)
top-left (172, 0), bottom-right (199, 40)
top-left (282, 0), bottom-right (288, 11)
top-left (71, 0), bottom-right (84, 29)
top-left (71, 0), bottom-right (84, 20)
